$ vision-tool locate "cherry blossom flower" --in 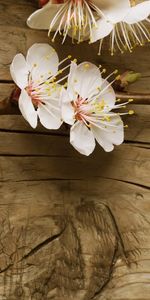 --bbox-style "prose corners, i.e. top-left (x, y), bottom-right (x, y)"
top-left (61, 62), bottom-right (133, 156)
top-left (27, 0), bottom-right (123, 43)
top-left (91, 0), bottom-right (150, 55)
top-left (10, 43), bottom-right (69, 129)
